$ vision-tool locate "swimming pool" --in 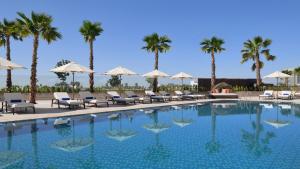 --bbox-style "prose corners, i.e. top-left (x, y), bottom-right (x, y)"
top-left (0, 101), bottom-right (300, 169)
